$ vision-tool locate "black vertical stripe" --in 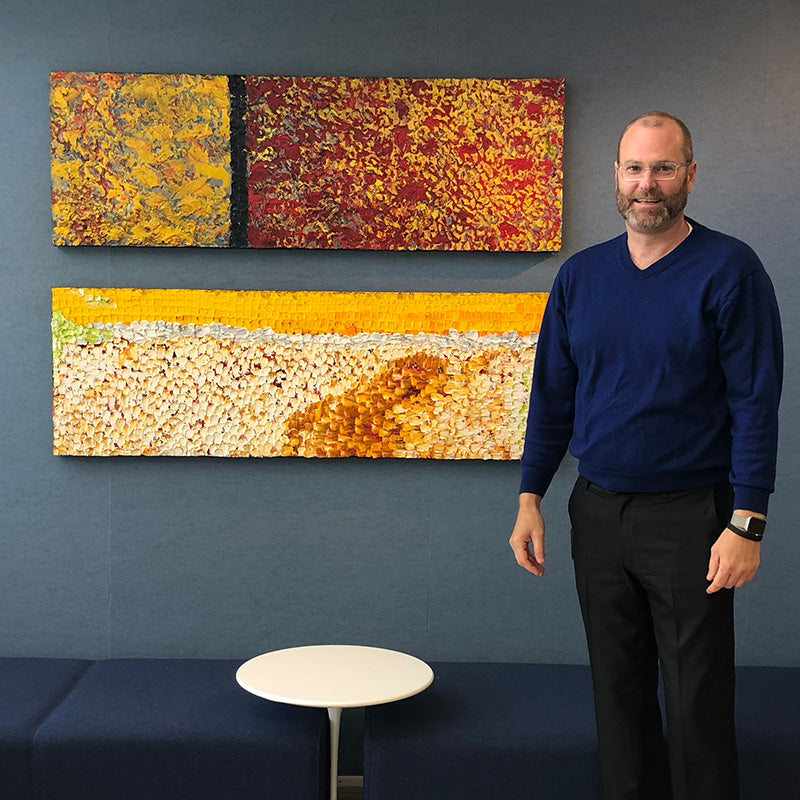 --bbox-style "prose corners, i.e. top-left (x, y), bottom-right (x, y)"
top-left (228, 75), bottom-right (249, 248)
